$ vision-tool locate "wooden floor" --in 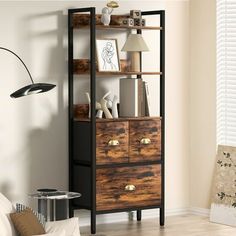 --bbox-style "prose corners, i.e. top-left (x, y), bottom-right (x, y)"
top-left (80, 215), bottom-right (236, 236)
